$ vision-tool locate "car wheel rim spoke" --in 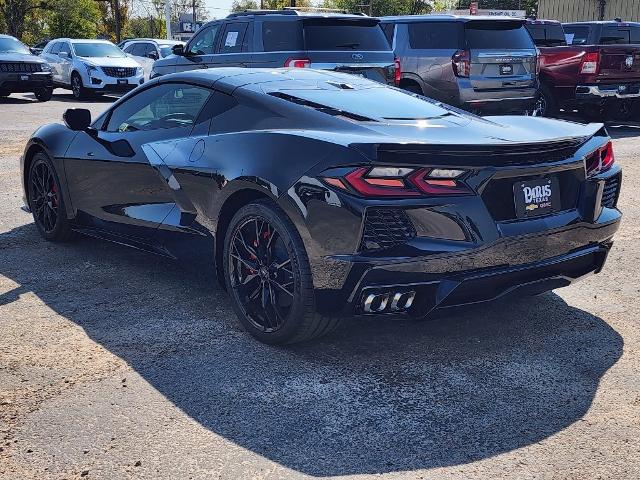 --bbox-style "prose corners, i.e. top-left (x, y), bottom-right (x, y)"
top-left (229, 215), bottom-right (295, 333)
top-left (30, 161), bottom-right (58, 234)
